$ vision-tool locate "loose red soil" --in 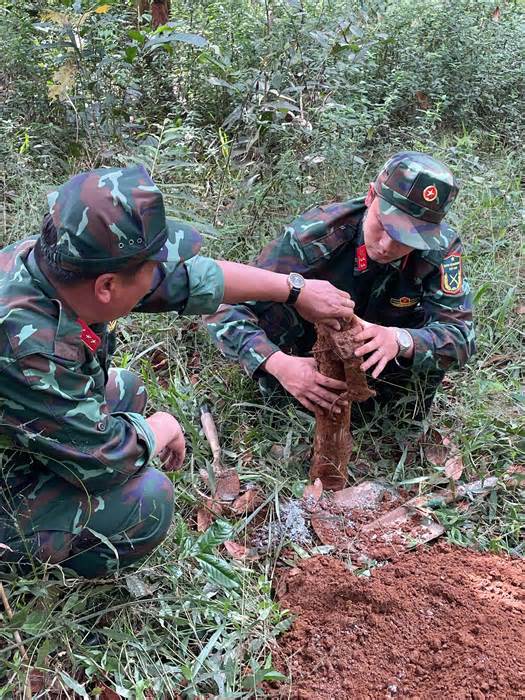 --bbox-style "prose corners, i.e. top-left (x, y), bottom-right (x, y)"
top-left (269, 545), bottom-right (525, 699)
